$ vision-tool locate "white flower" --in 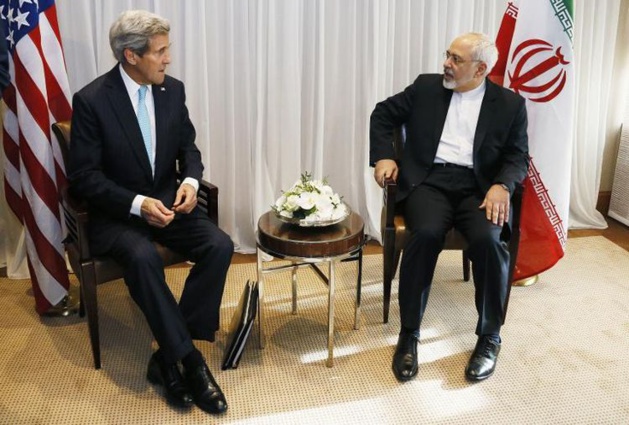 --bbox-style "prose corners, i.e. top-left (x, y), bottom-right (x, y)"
top-left (272, 172), bottom-right (346, 224)
top-left (284, 195), bottom-right (300, 212)
top-left (296, 192), bottom-right (318, 210)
